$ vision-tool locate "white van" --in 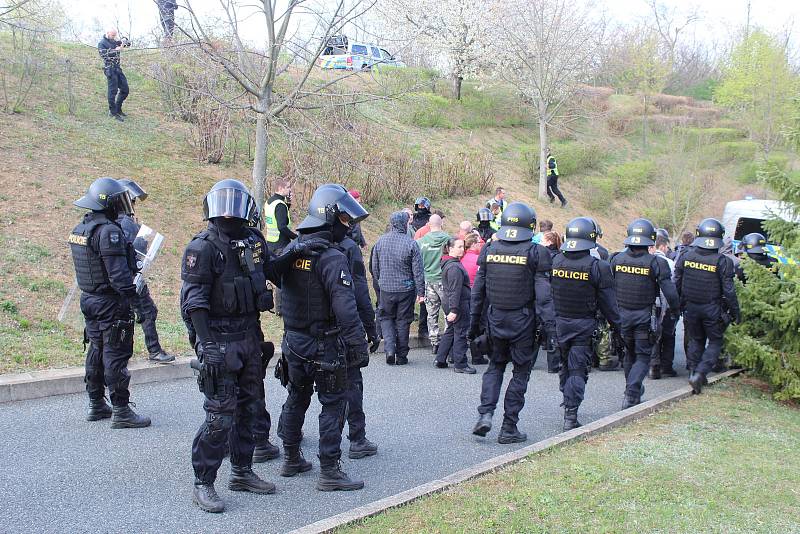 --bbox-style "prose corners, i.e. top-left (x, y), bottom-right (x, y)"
top-left (318, 35), bottom-right (405, 71)
top-left (722, 197), bottom-right (797, 264)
